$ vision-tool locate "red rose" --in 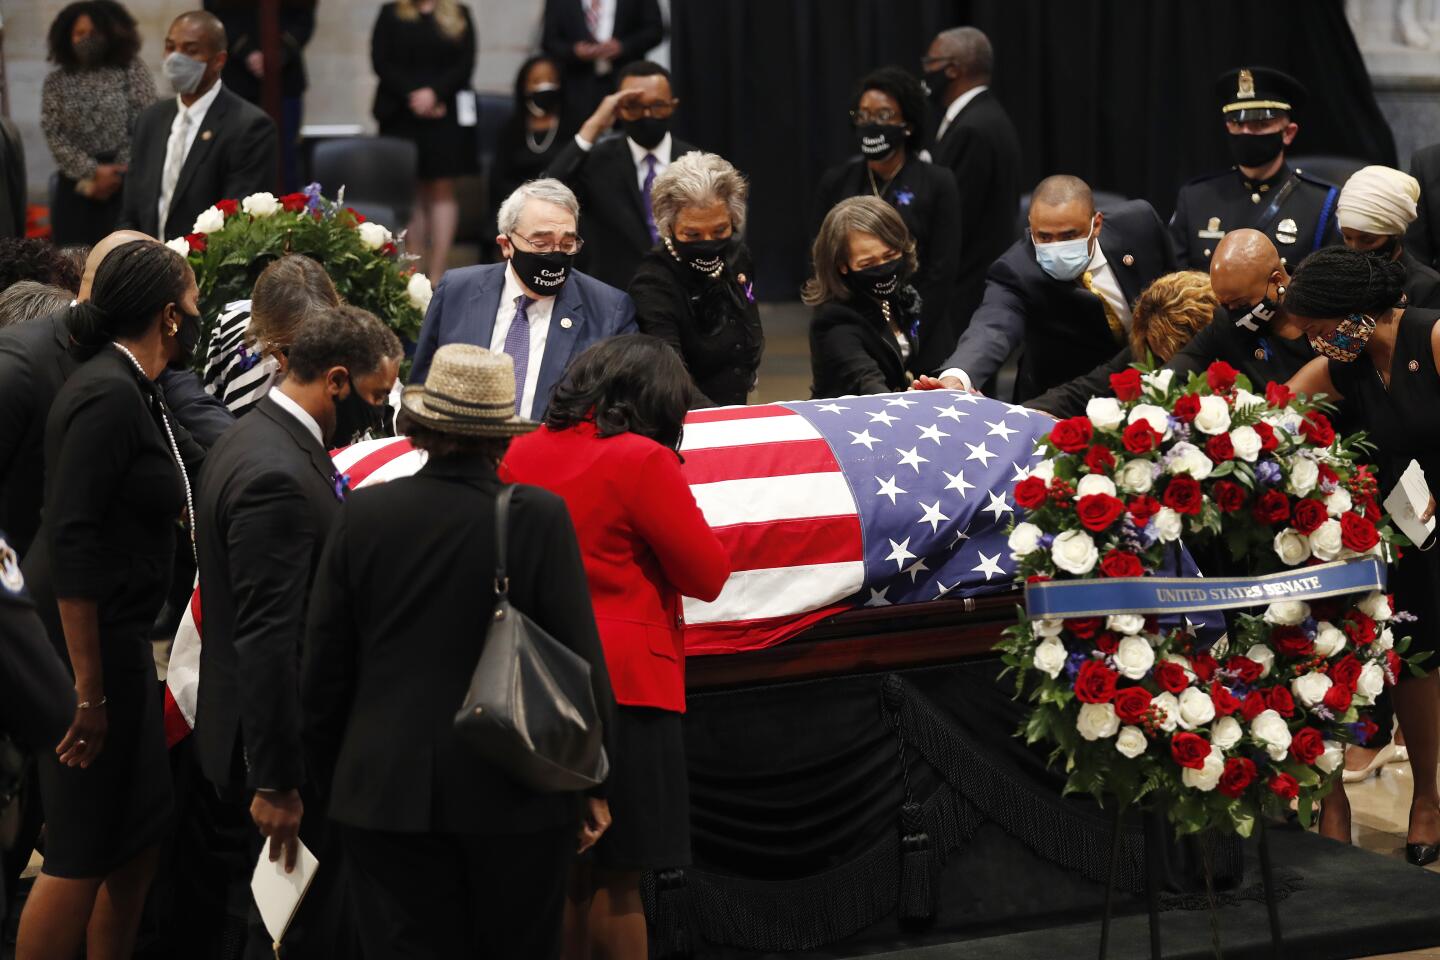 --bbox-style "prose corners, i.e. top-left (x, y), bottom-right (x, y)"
top-left (1173, 394), bottom-right (1202, 423)
top-left (280, 192), bottom-right (308, 212)
top-left (1096, 631), bottom-right (1120, 654)
top-left (1267, 685), bottom-right (1296, 717)
top-left (1359, 496), bottom-right (1381, 521)
top-left (380, 241), bottom-right (398, 257)
top-left (1386, 649), bottom-right (1403, 685)
top-left (1212, 480), bottom-right (1246, 513)
top-left (1252, 490), bottom-right (1290, 525)
top-left (1154, 660), bottom-right (1191, 694)
top-left (1340, 511), bottom-right (1380, 553)
top-left (346, 206), bottom-right (367, 224)
top-left (1207, 361), bottom-right (1239, 393)
top-left (1343, 613), bottom-right (1377, 647)
top-left (1269, 773), bottom-right (1300, 801)
top-left (1218, 757), bottom-right (1258, 798)
top-left (1162, 476), bottom-right (1203, 515)
top-left (1074, 659), bottom-right (1119, 704)
top-left (1354, 716), bottom-right (1380, 744)
top-left (1211, 684), bottom-right (1241, 716)
top-left (1110, 368), bottom-right (1143, 401)
top-left (1323, 683), bottom-right (1354, 713)
top-left (1085, 444), bottom-right (1116, 474)
top-left (1241, 691), bottom-right (1269, 721)
top-left (1128, 495), bottom-right (1161, 523)
top-left (1122, 421), bottom-right (1162, 454)
top-left (1318, 463), bottom-right (1340, 488)
top-left (1300, 411), bottom-right (1336, 447)
top-left (1330, 655), bottom-right (1363, 690)
top-left (1265, 381), bottom-right (1293, 408)
top-left (183, 232), bottom-right (207, 253)
top-left (215, 198), bottom-right (239, 217)
top-left (1066, 617), bottom-right (1103, 640)
top-left (1271, 625), bottom-right (1314, 658)
top-left (1291, 498), bottom-right (1328, 535)
top-left (1254, 420), bottom-right (1279, 452)
top-left (1225, 656), bottom-right (1263, 684)
top-left (1290, 727), bottom-right (1325, 765)
top-left (1205, 433), bottom-right (1236, 462)
top-left (1170, 731), bottom-right (1212, 770)
top-left (1099, 549), bottom-right (1144, 578)
top-left (1077, 494), bottom-right (1127, 532)
top-left (1014, 476), bottom-right (1048, 509)
top-left (1114, 686), bottom-right (1154, 724)
top-left (1191, 653), bottom-right (1218, 683)
top-left (1049, 417), bottom-right (1094, 453)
